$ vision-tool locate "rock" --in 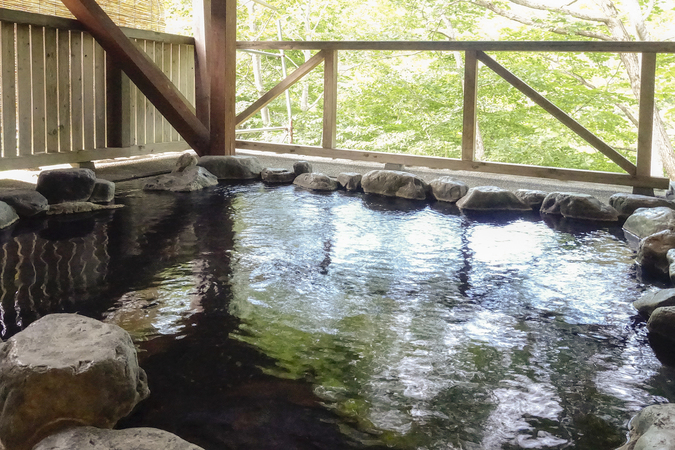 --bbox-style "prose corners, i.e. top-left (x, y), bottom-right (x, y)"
top-left (670, 249), bottom-right (675, 285)
top-left (456, 186), bottom-right (530, 212)
top-left (36, 168), bottom-right (97, 204)
top-left (609, 193), bottom-right (675, 219)
top-left (648, 306), bottom-right (675, 340)
top-left (429, 177), bottom-right (469, 203)
top-left (34, 426), bottom-right (204, 450)
top-left (337, 172), bottom-right (362, 191)
top-left (0, 201), bottom-right (19, 229)
top-left (384, 162), bottom-right (404, 170)
top-left (361, 170), bottom-right (429, 201)
top-left (515, 189), bottom-right (548, 210)
top-left (293, 173), bottom-right (339, 191)
top-left (667, 181), bottom-right (675, 201)
top-left (293, 161), bottom-right (312, 176)
top-left (143, 166), bottom-right (218, 192)
top-left (0, 314), bottom-right (149, 450)
top-left (634, 289), bottom-right (675, 318)
top-left (198, 155), bottom-right (262, 180)
top-left (637, 230), bottom-right (675, 278)
top-left (540, 192), bottom-right (618, 221)
top-left (47, 202), bottom-right (124, 215)
top-left (261, 168), bottom-right (296, 184)
top-left (173, 152), bottom-right (198, 174)
top-left (617, 404), bottom-right (675, 450)
top-left (624, 207), bottom-right (675, 241)
top-left (0, 189), bottom-right (48, 217)
top-left (89, 179), bottom-right (115, 203)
